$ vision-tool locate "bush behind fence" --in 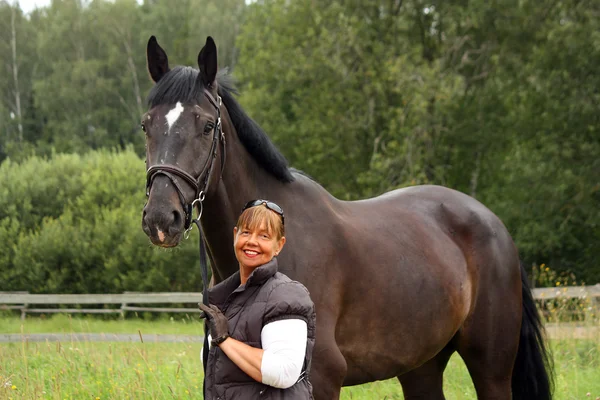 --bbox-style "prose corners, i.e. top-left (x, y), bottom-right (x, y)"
top-left (0, 149), bottom-right (204, 294)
